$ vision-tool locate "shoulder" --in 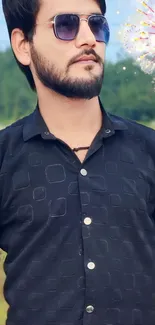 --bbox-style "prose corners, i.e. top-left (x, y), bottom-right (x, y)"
top-left (0, 114), bottom-right (30, 141)
top-left (0, 114), bottom-right (32, 166)
top-left (109, 113), bottom-right (155, 158)
top-left (110, 112), bottom-right (155, 139)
